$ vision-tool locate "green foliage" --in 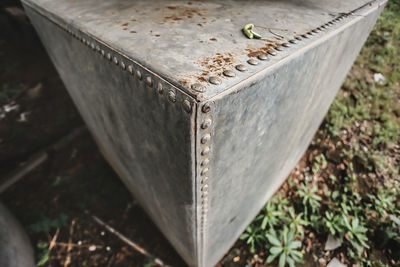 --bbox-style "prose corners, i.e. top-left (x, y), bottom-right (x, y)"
top-left (28, 213), bottom-right (69, 233)
top-left (284, 207), bottom-right (308, 238)
top-left (36, 242), bottom-right (50, 266)
top-left (323, 211), bottom-right (345, 238)
top-left (343, 216), bottom-right (370, 256)
top-left (256, 201), bottom-right (284, 230)
top-left (240, 225), bottom-right (265, 253)
top-left (297, 182), bottom-right (321, 216)
top-left (266, 227), bottom-right (303, 267)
